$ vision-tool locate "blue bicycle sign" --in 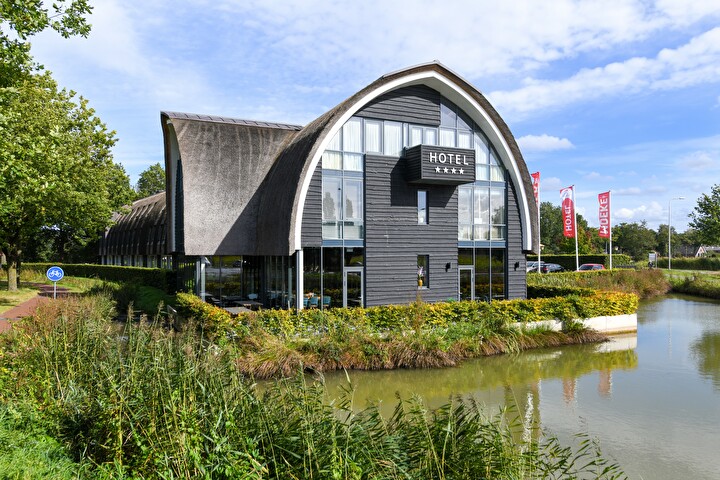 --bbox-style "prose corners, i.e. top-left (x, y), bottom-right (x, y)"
top-left (46, 266), bottom-right (65, 282)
